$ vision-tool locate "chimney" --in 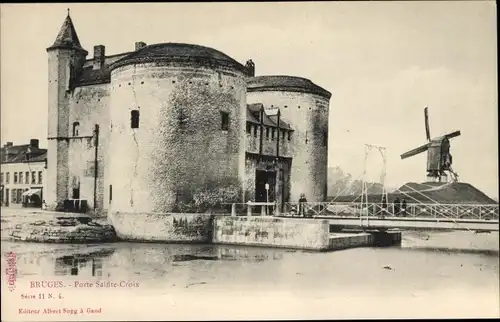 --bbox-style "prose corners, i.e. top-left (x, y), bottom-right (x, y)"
top-left (245, 59), bottom-right (255, 77)
top-left (135, 42), bottom-right (147, 51)
top-left (30, 139), bottom-right (39, 149)
top-left (93, 45), bottom-right (105, 70)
